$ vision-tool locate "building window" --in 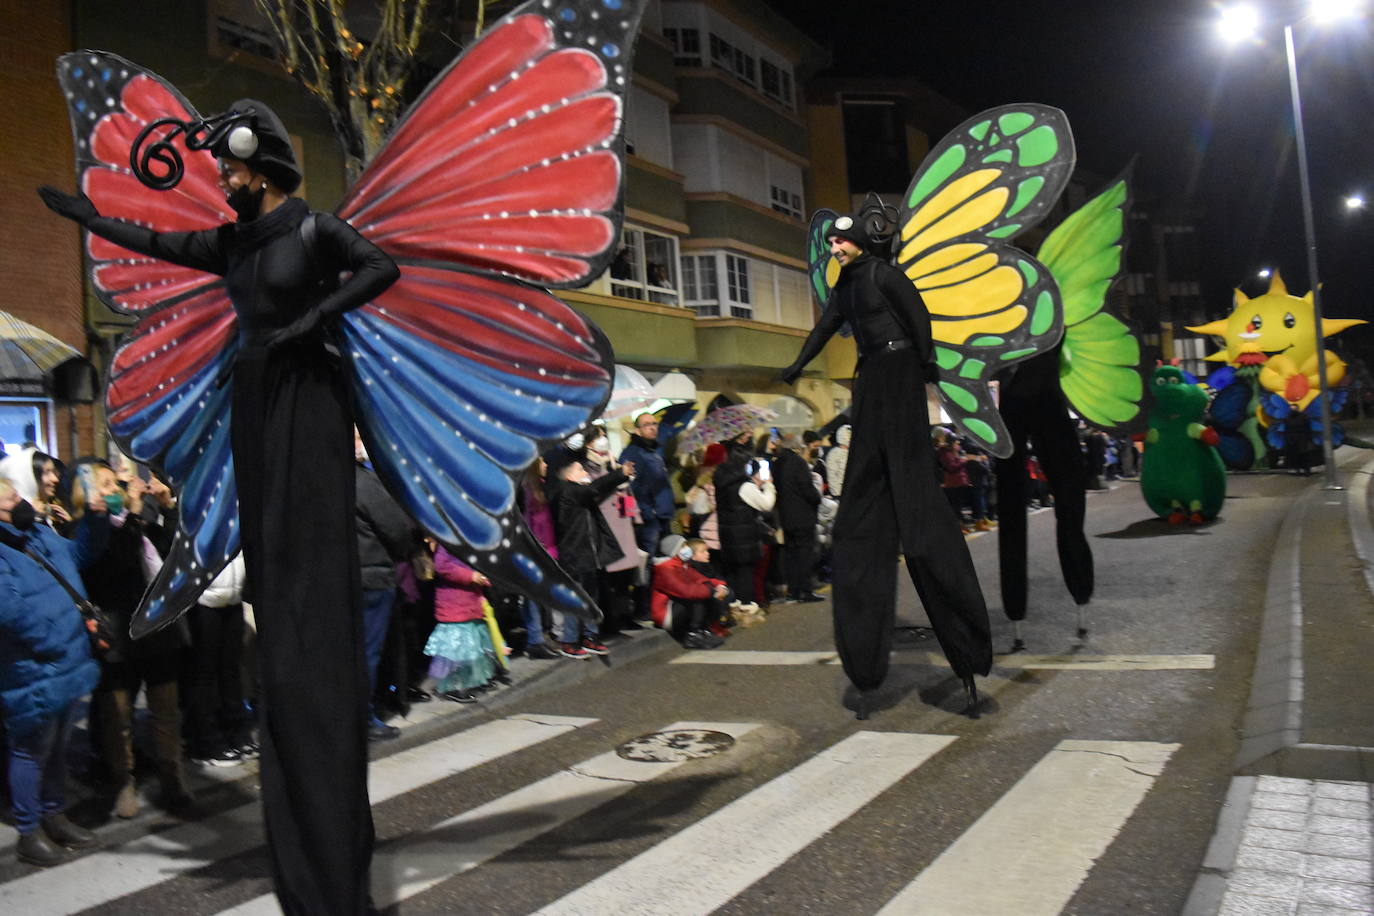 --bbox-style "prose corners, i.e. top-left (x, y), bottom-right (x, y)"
top-left (726, 254), bottom-right (752, 318)
top-left (681, 254), bottom-right (720, 316)
top-left (842, 97), bottom-right (911, 196)
top-left (708, 33), bottom-right (757, 88)
top-left (216, 16), bottom-right (275, 59)
top-left (664, 27), bottom-right (702, 66)
top-left (760, 59), bottom-right (794, 109)
top-left (611, 226), bottom-right (680, 306)
top-left (771, 185), bottom-right (802, 219)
